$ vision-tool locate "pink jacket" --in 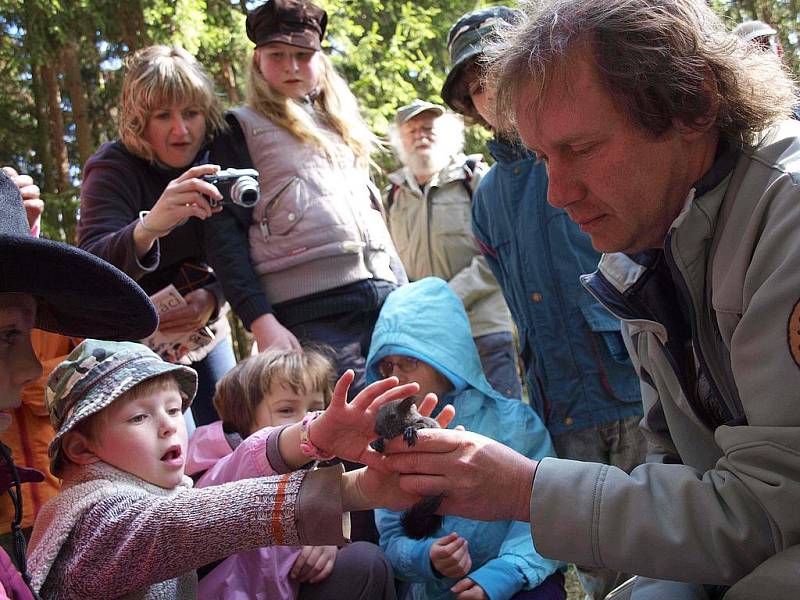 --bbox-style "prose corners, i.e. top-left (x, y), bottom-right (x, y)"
top-left (0, 549), bottom-right (33, 600)
top-left (186, 422), bottom-right (301, 600)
